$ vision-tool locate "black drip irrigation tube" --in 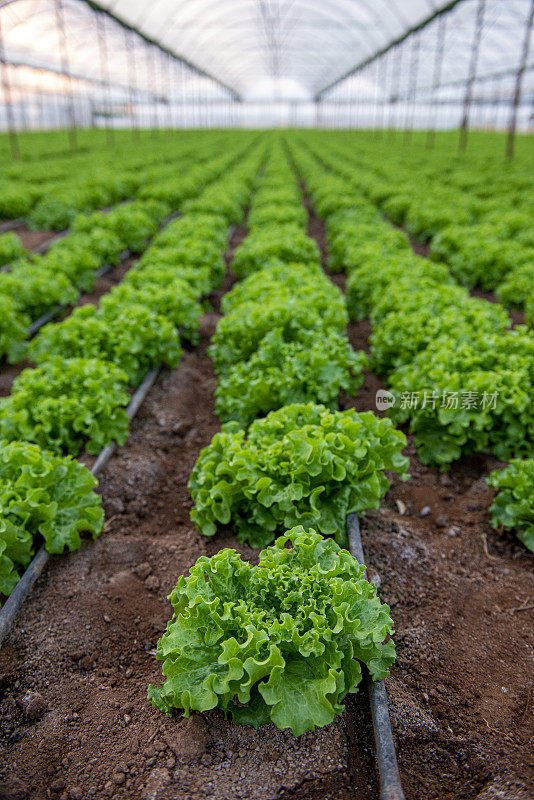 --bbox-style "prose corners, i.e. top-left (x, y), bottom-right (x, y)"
top-left (347, 512), bottom-right (405, 800)
top-left (0, 366), bottom-right (160, 650)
